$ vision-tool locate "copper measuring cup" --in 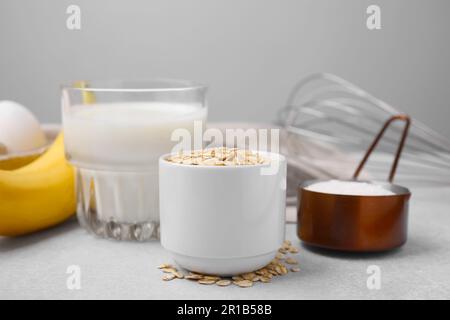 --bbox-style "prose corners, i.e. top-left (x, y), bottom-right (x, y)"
top-left (297, 114), bottom-right (412, 252)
